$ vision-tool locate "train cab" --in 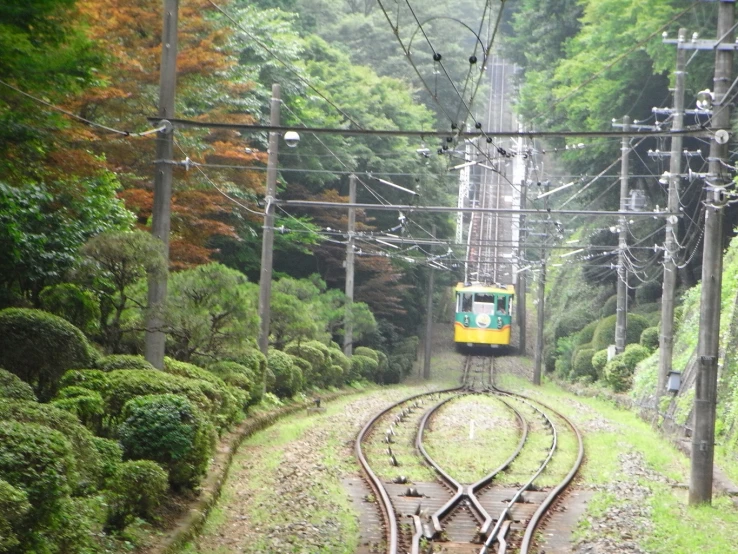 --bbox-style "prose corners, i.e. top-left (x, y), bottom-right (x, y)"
top-left (454, 282), bottom-right (514, 347)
